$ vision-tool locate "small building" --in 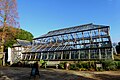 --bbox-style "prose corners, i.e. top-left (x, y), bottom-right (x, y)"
top-left (8, 39), bottom-right (32, 64)
top-left (22, 23), bottom-right (114, 62)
